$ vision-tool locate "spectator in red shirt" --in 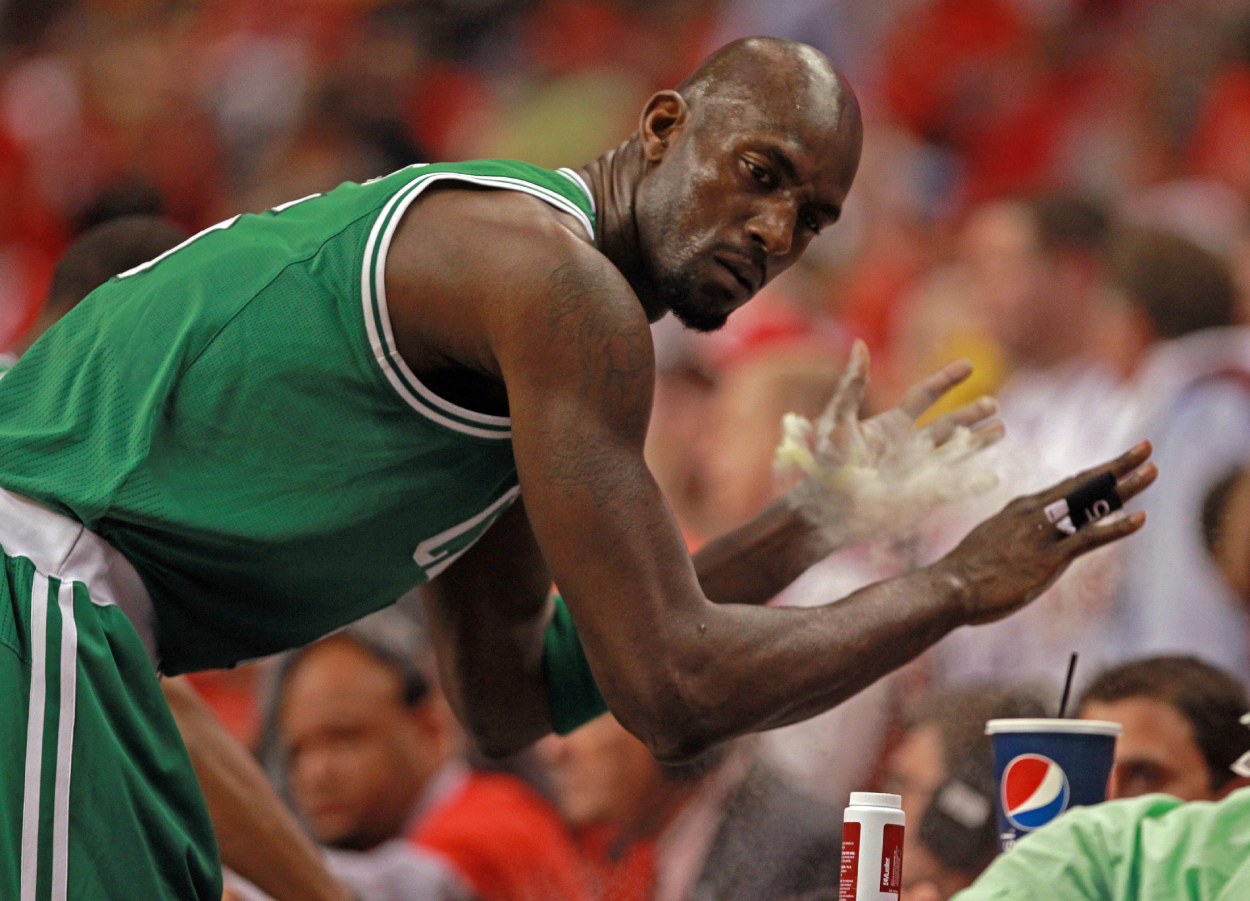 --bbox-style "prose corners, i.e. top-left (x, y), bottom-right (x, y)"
top-left (277, 609), bottom-right (591, 901)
